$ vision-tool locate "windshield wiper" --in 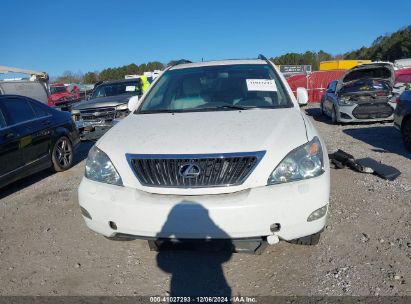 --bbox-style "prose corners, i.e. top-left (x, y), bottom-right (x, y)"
top-left (215, 105), bottom-right (248, 110)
